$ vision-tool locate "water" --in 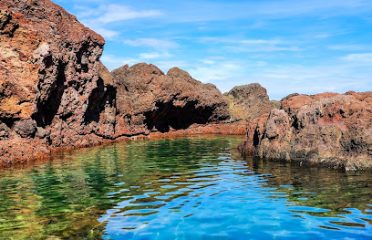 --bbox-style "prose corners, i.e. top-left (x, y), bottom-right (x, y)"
top-left (0, 136), bottom-right (371, 240)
